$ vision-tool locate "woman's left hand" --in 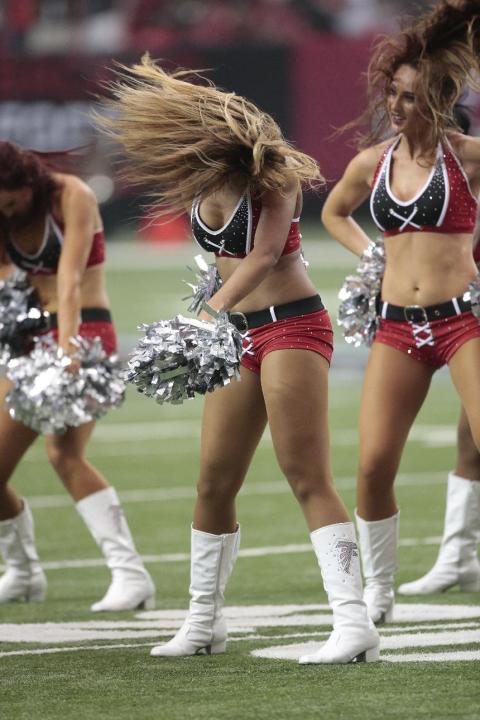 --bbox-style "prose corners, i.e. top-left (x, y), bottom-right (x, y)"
top-left (63, 355), bottom-right (81, 374)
